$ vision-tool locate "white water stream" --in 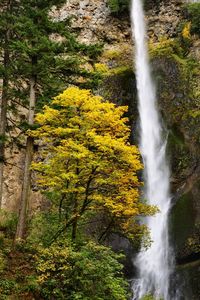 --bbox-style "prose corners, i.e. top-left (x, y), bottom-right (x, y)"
top-left (186, 0), bottom-right (199, 3)
top-left (131, 0), bottom-right (173, 299)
